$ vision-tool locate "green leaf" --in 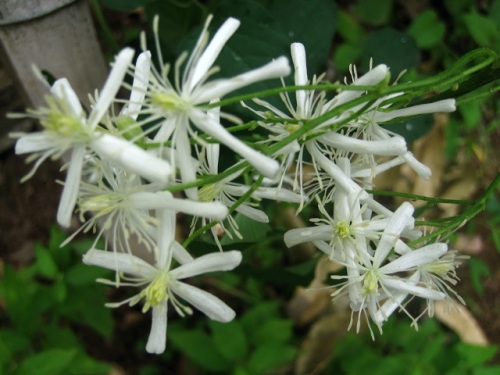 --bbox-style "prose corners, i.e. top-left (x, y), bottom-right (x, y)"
top-left (145, 0), bottom-right (205, 61)
top-left (209, 320), bottom-right (248, 362)
top-left (459, 100), bottom-right (482, 131)
top-left (408, 10), bottom-right (445, 49)
top-left (220, 213), bottom-right (270, 245)
top-left (13, 348), bottom-right (77, 375)
top-left (337, 10), bottom-right (364, 44)
top-left (68, 352), bottom-right (111, 375)
top-left (246, 344), bottom-right (296, 375)
top-left (356, 0), bottom-right (394, 26)
top-left (65, 263), bottom-right (112, 287)
top-left (0, 330), bottom-right (30, 362)
top-left (248, 319), bottom-right (293, 346)
top-left (455, 343), bottom-right (498, 367)
top-left (240, 302), bottom-right (280, 333)
top-left (35, 245), bottom-right (59, 279)
top-left (464, 12), bottom-right (500, 48)
top-left (469, 257), bottom-right (491, 296)
top-left (169, 329), bottom-right (231, 372)
top-left (211, 0), bottom-right (336, 79)
top-left (362, 28), bottom-right (420, 76)
top-left (333, 43), bottom-right (363, 72)
top-left (61, 287), bottom-right (114, 339)
top-left (268, 0), bottom-right (337, 75)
